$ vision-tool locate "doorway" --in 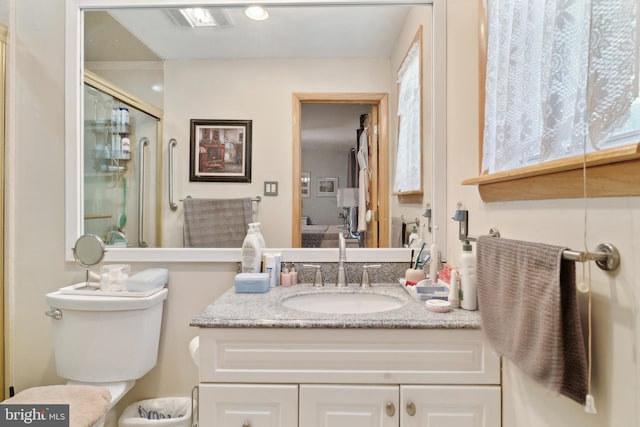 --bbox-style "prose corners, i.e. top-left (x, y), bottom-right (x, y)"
top-left (292, 93), bottom-right (389, 248)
